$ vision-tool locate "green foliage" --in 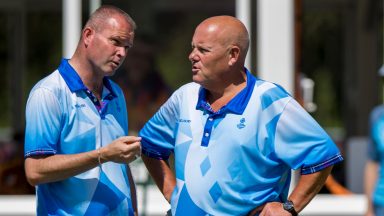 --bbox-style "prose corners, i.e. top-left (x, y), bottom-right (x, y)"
top-left (302, 11), bottom-right (343, 128)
